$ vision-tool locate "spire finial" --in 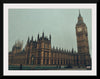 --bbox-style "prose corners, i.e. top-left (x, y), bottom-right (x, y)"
top-left (38, 33), bottom-right (39, 40)
top-left (42, 31), bottom-right (44, 38)
top-left (72, 48), bottom-right (74, 53)
top-left (27, 36), bottom-right (30, 43)
top-left (31, 36), bottom-right (33, 41)
top-left (49, 34), bottom-right (51, 40)
top-left (79, 9), bottom-right (81, 17)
